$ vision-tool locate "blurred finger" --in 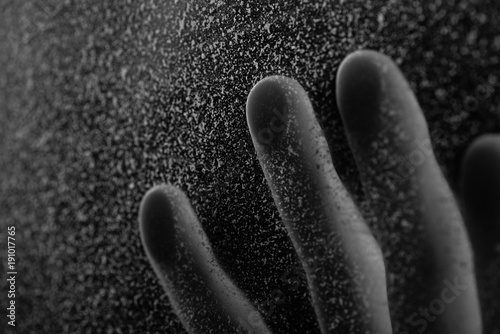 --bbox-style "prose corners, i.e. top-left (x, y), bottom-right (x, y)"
top-left (461, 134), bottom-right (500, 333)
